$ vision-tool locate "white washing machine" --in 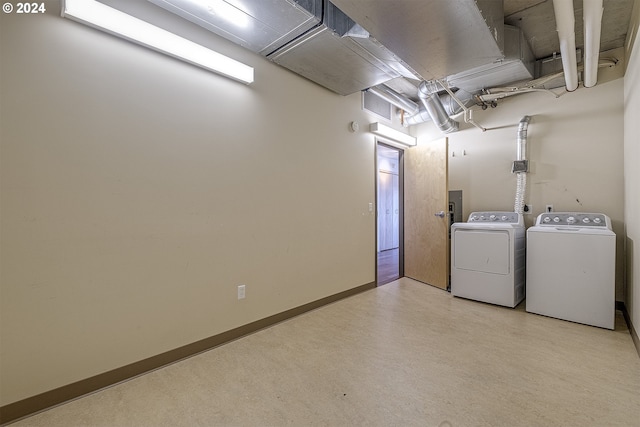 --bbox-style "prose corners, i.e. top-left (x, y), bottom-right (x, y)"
top-left (451, 212), bottom-right (525, 307)
top-left (526, 212), bottom-right (616, 329)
